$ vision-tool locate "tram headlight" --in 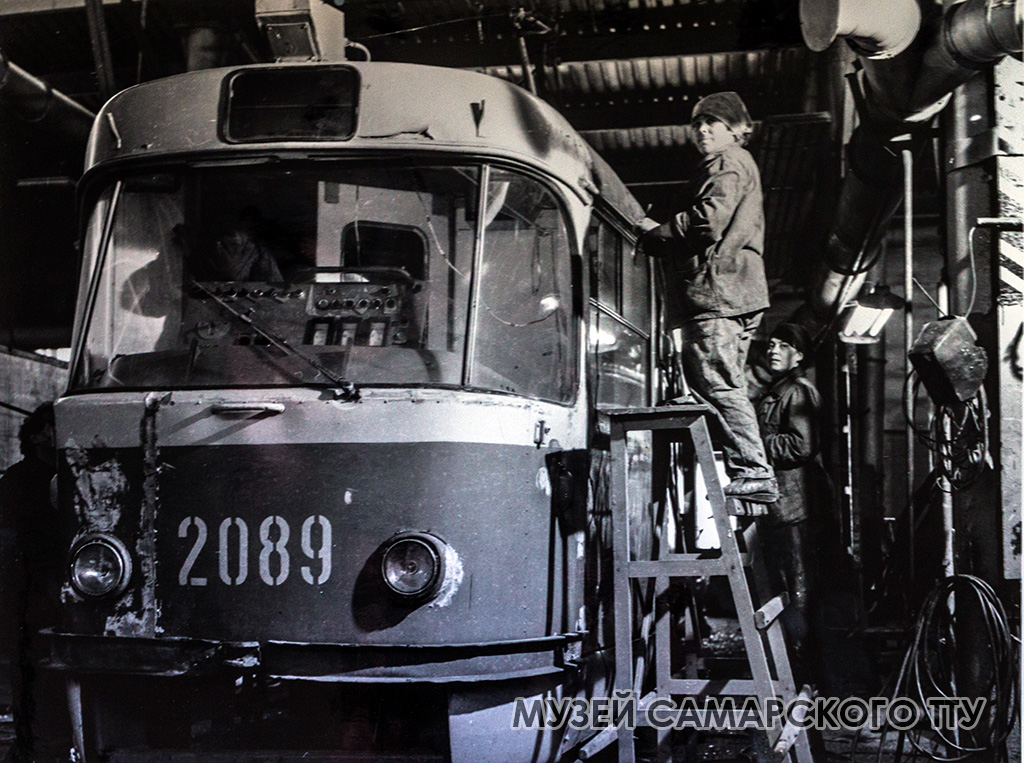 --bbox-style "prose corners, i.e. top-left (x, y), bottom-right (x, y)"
top-left (69, 535), bottom-right (132, 598)
top-left (380, 534), bottom-right (444, 599)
